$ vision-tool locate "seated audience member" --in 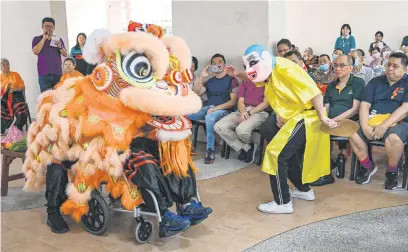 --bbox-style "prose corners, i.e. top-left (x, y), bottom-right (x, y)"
top-left (381, 46), bottom-right (392, 66)
top-left (188, 53), bottom-right (239, 164)
top-left (325, 55), bottom-right (365, 122)
top-left (332, 48), bottom-right (344, 61)
top-left (313, 54), bottom-right (336, 93)
top-left (284, 51), bottom-right (316, 81)
top-left (350, 49), bottom-right (374, 85)
top-left (369, 31), bottom-right (387, 52)
top-left (189, 56), bottom-right (208, 105)
top-left (1, 58), bottom-right (28, 134)
top-left (277, 39), bottom-right (292, 57)
top-left (54, 58), bottom-right (83, 89)
top-left (349, 52), bottom-right (408, 190)
top-left (369, 47), bottom-right (385, 77)
top-left (312, 55), bottom-right (365, 186)
top-left (303, 47), bottom-right (319, 68)
top-left (214, 80), bottom-right (269, 163)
